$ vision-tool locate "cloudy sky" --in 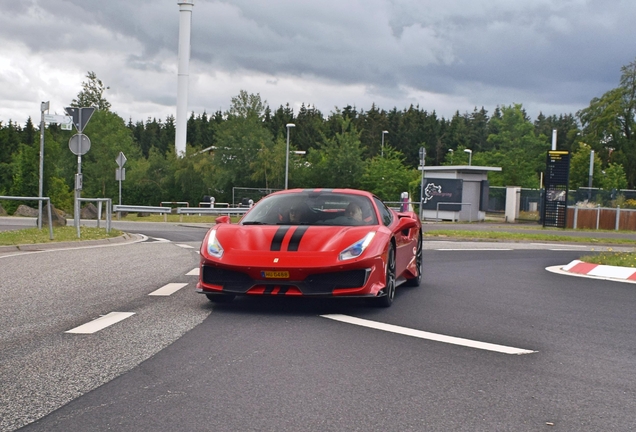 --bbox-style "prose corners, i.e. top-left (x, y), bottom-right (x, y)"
top-left (1, 0), bottom-right (634, 126)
